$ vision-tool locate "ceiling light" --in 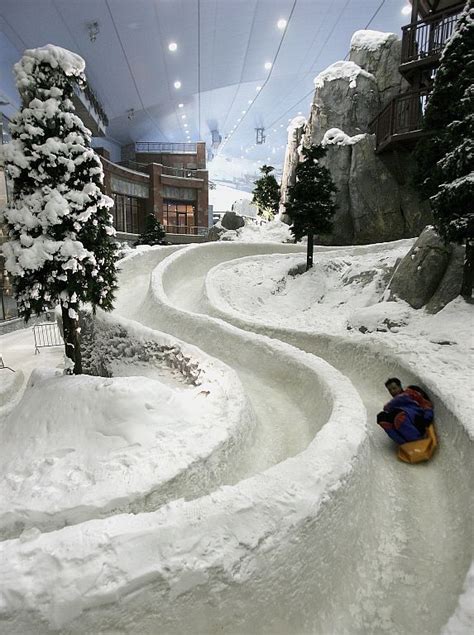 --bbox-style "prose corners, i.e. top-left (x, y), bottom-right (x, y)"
top-left (178, 103), bottom-right (184, 108)
top-left (280, 124), bottom-right (284, 127)
top-left (256, 86), bottom-right (262, 92)
top-left (241, 110), bottom-right (246, 114)
top-left (277, 19), bottom-right (287, 30)
top-left (264, 62), bottom-right (272, 70)
top-left (401, 4), bottom-right (411, 15)
top-left (237, 118), bottom-right (241, 122)
top-left (181, 114), bottom-right (186, 119)
top-left (184, 123), bottom-right (188, 127)
top-left (168, 42), bottom-right (178, 52)
top-left (298, 111), bottom-right (302, 115)
top-left (174, 80), bottom-right (181, 89)
top-left (248, 99), bottom-right (252, 104)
